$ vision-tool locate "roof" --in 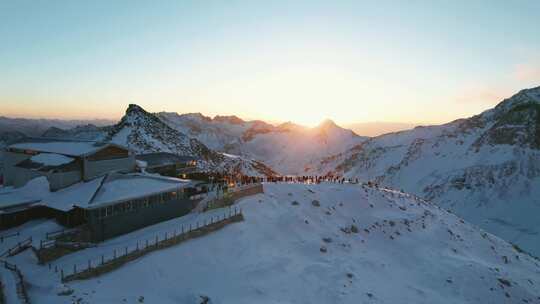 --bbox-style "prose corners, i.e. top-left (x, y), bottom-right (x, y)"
top-left (1, 173), bottom-right (193, 212)
top-left (15, 153), bottom-right (79, 172)
top-left (88, 174), bottom-right (192, 209)
top-left (40, 176), bottom-right (105, 211)
top-left (8, 138), bottom-right (129, 157)
top-left (0, 177), bottom-right (50, 211)
top-left (135, 152), bottom-right (197, 168)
